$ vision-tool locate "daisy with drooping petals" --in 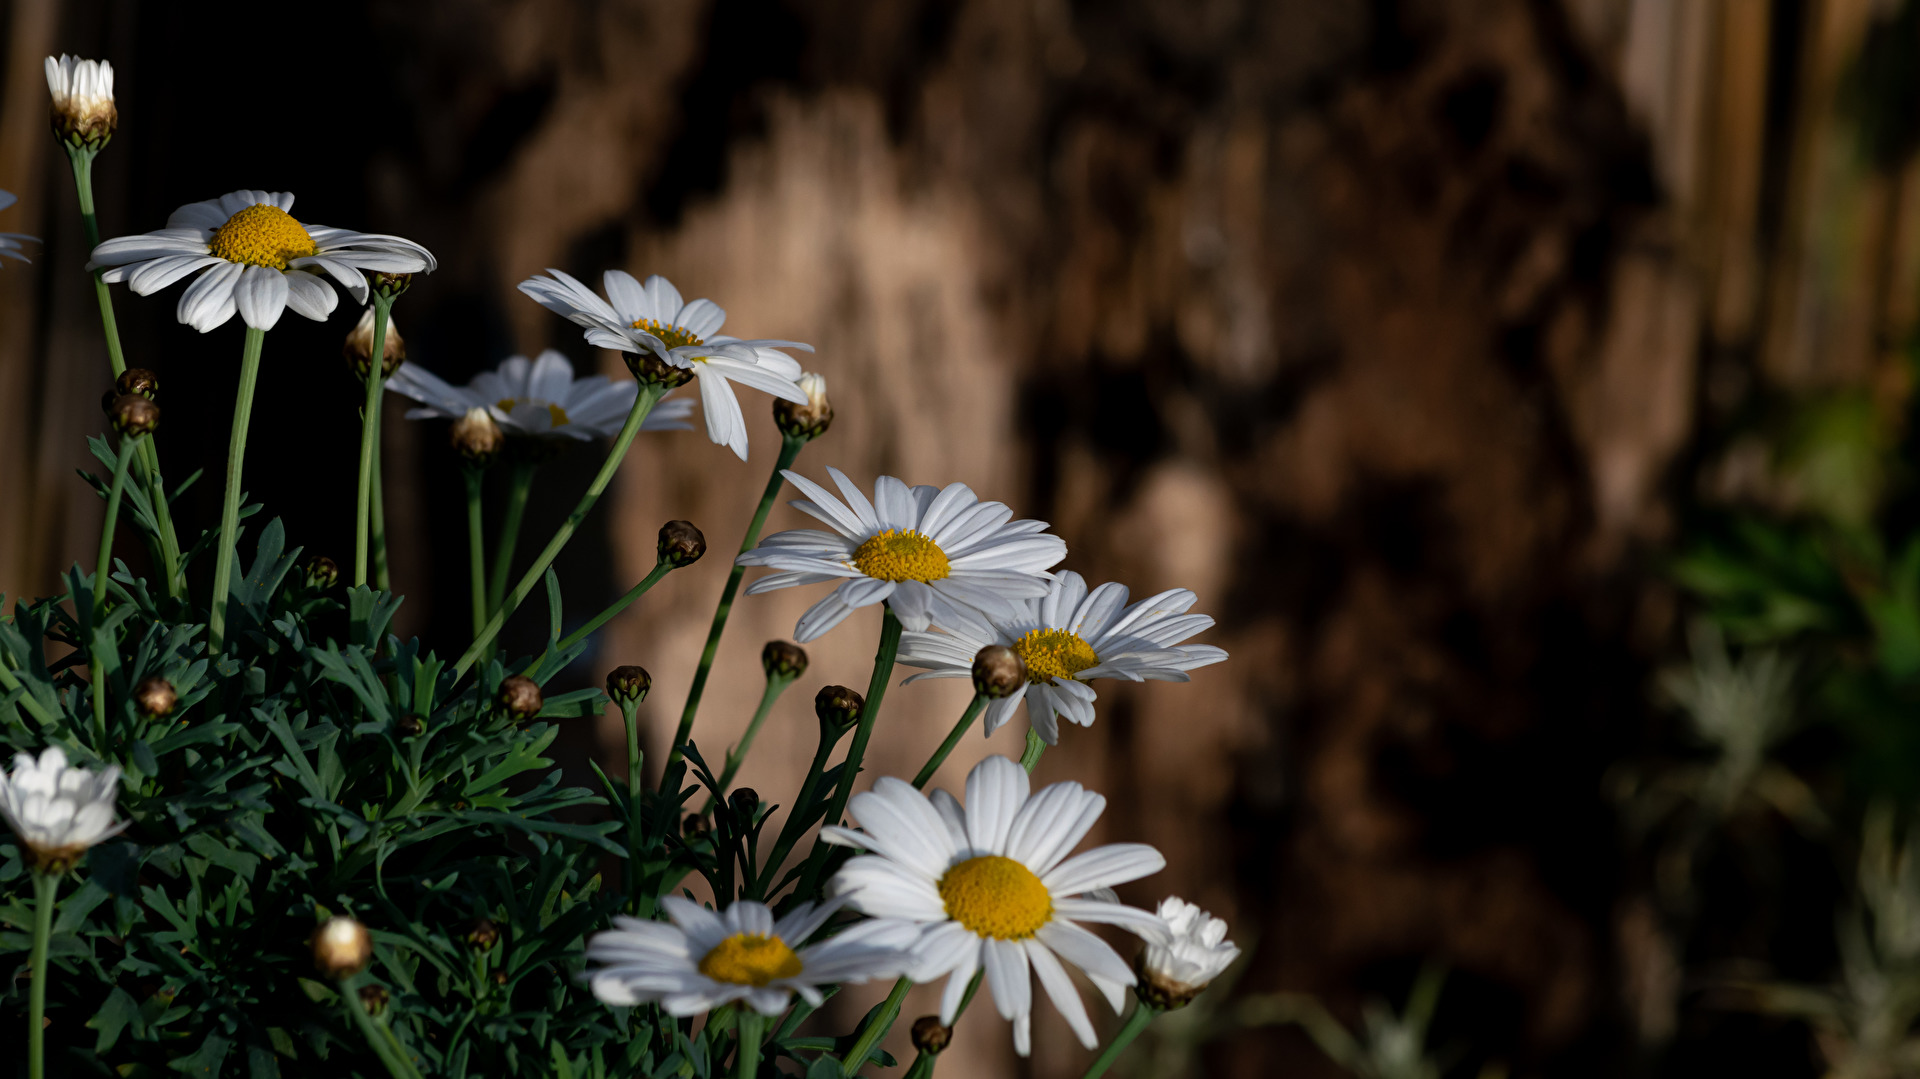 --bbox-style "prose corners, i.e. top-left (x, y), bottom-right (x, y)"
top-left (735, 468), bottom-right (1068, 642)
top-left (387, 349), bottom-right (694, 442)
top-left (519, 269), bottom-right (810, 459)
top-left (898, 570), bottom-right (1228, 745)
top-left (0, 746), bottom-right (126, 871)
top-left (0, 191), bottom-right (35, 264)
top-left (584, 896), bottom-right (915, 1016)
top-left (88, 190), bottom-right (435, 333)
top-left (1138, 896), bottom-right (1239, 1007)
top-left (825, 755), bottom-right (1167, 1055)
